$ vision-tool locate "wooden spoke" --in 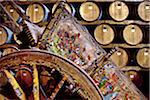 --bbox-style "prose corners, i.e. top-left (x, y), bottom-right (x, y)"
top-left (49, 75), bottom-right (67, 99)
top-left (0, 50), bottom-right (103, 99)
top-left (3, 70), bottom-right (26, 100)
top-left (32, 65), bottom-right (40, 100)
top-left (40, 85), bottom-right (48, 99)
